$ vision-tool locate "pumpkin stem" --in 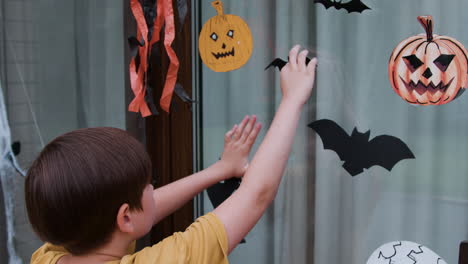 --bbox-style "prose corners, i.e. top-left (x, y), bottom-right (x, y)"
top-left (212, 1), bottom-right (224, 15)
top-left (418, 16), bottom-right (434, 41)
